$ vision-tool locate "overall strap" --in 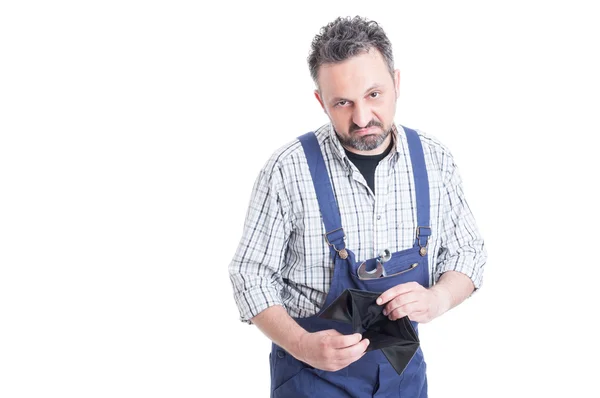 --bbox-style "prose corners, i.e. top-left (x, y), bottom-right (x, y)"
top-left (404, 127), bottom-right (432, 254)
top-left (297, 132), bottom-right (346, 258)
